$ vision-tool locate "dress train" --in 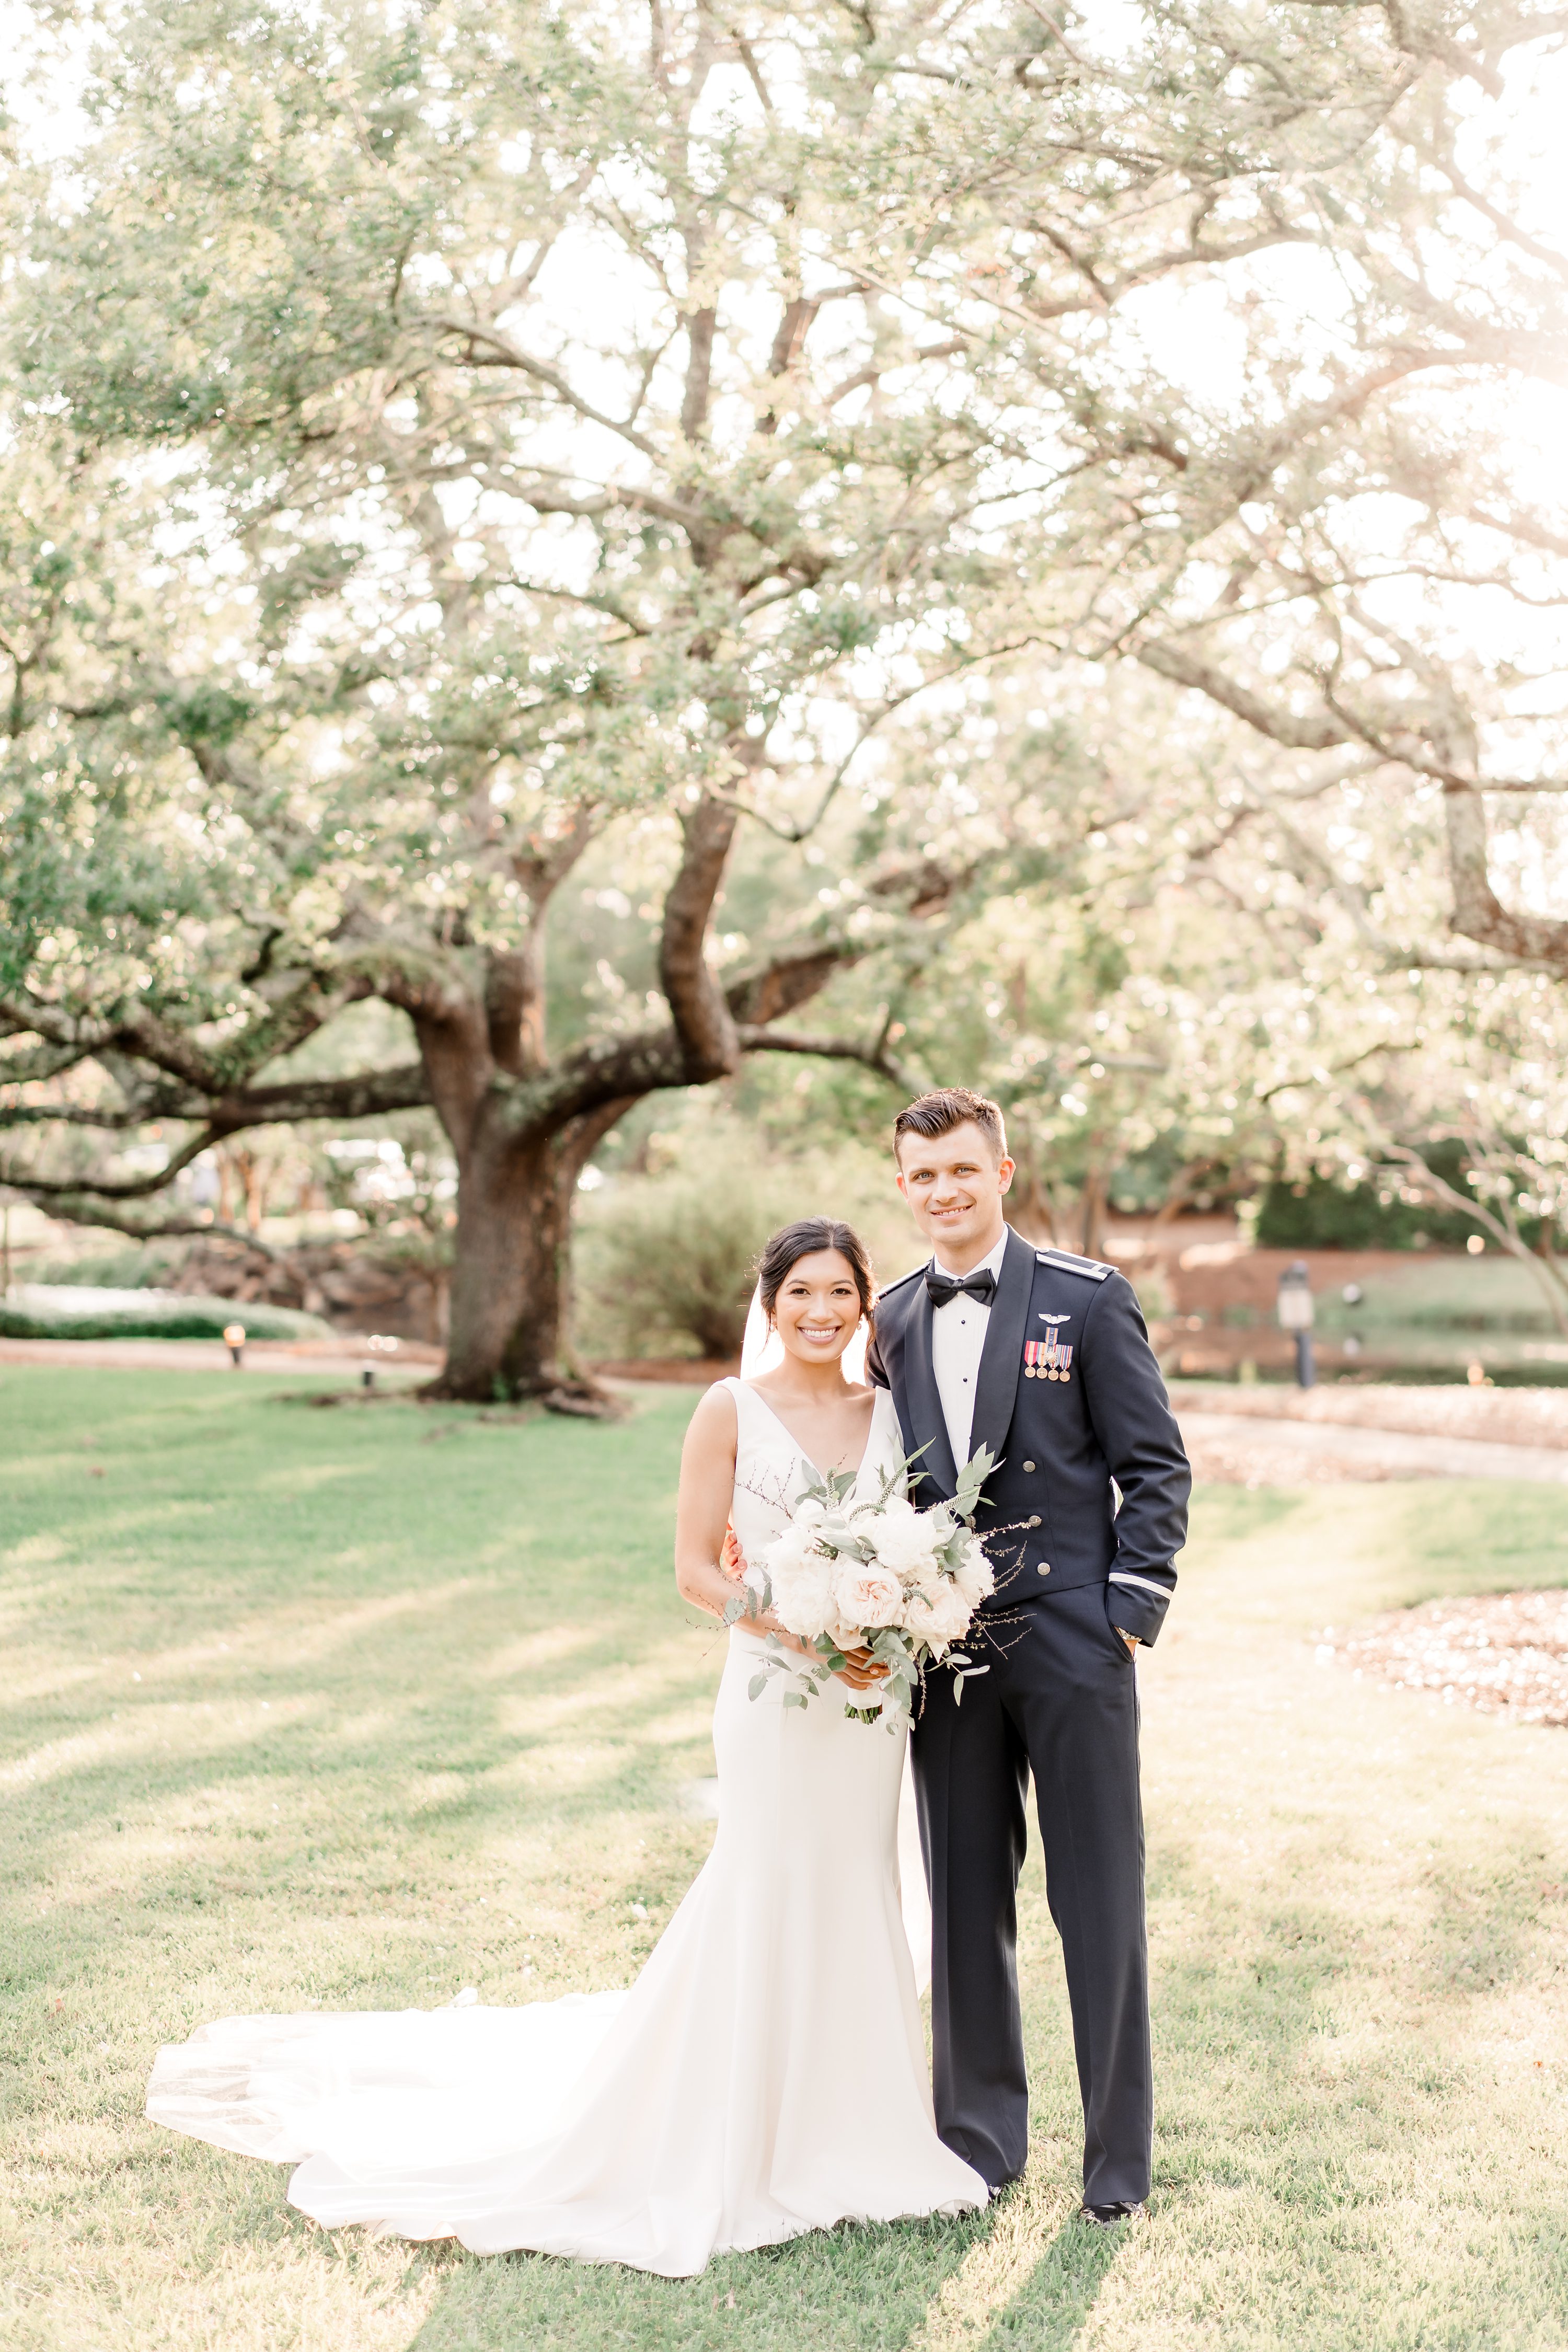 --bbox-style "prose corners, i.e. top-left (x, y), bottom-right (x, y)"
top-left (146, 1383), bottom-right (983, 2275)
